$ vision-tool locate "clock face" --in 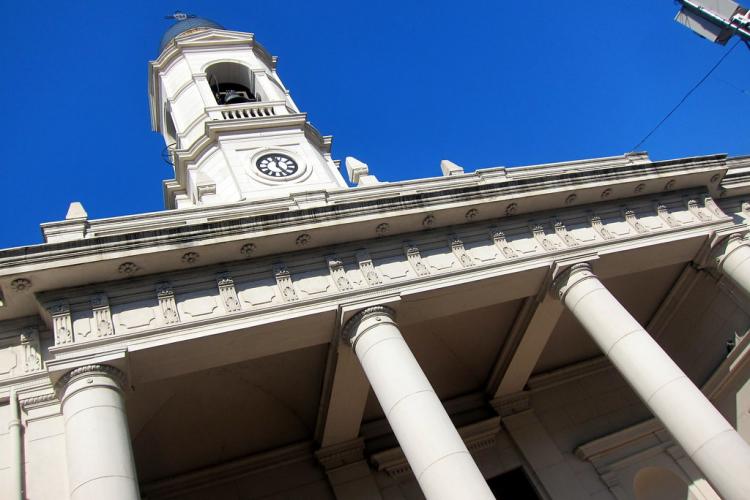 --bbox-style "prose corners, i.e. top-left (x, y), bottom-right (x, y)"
top-left (255, 153), bottom-right (299, 178)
